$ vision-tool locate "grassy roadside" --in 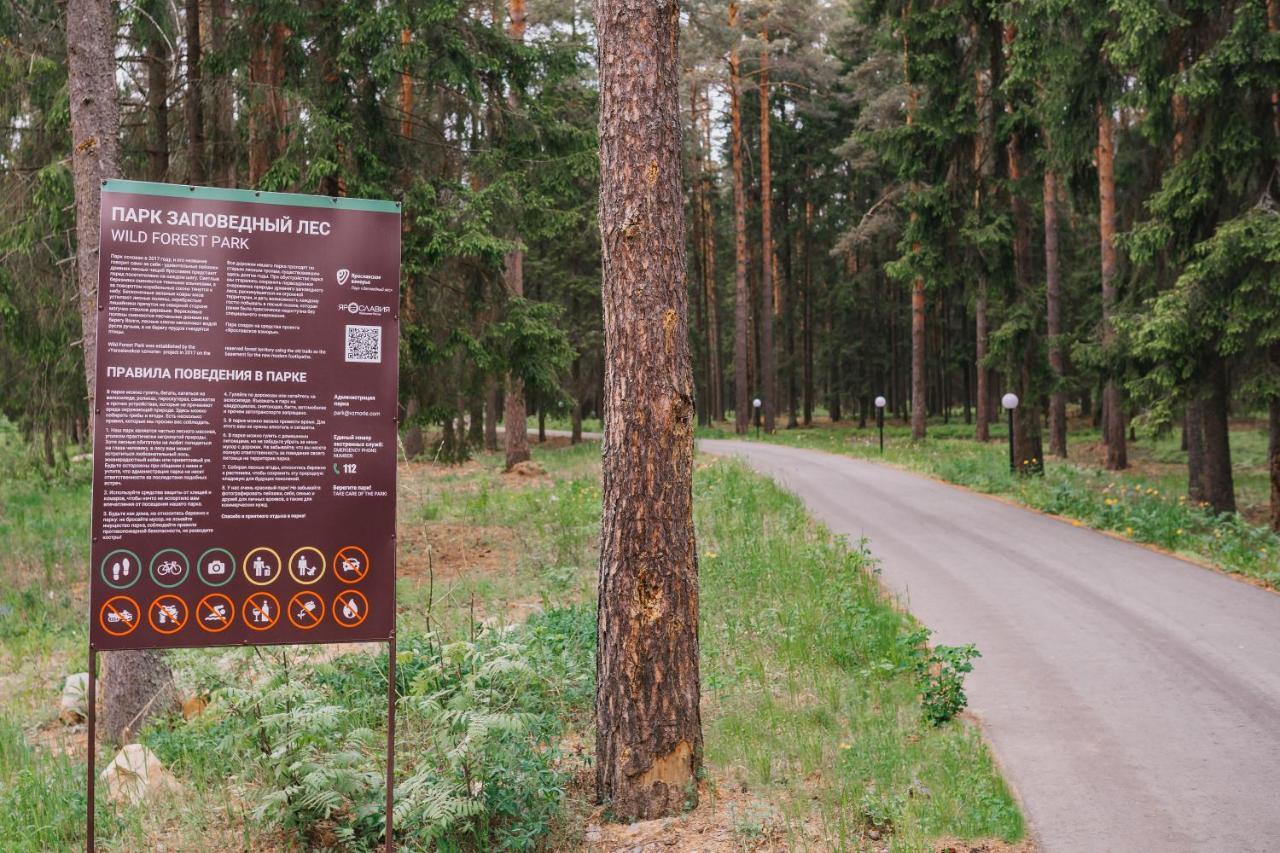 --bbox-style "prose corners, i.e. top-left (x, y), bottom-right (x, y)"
top-left (699, 417), bottom-right (1280, 590)
top-left (0, 436), bottom-right (1023, 851)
